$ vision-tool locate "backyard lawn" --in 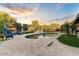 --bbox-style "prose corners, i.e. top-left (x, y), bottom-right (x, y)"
top-left (58, 34), bottom-right (79, 48)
